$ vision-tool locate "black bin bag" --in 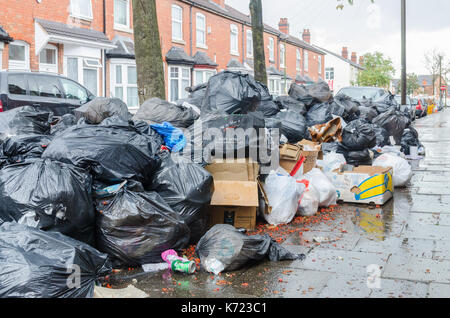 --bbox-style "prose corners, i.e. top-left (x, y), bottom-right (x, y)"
top-left (0, 159), bottom-right (95, 245)
top-left (149, 152), bottom-right (214, 243)
top-left (1, 134), bottom-right (53, 164)
top-left (196, 224), bottom-right (304, 274)
top-left (95, 181), bottom-right (190, 267)
top-left (74, 97), bottom-right (131, 124)
top-left (275, 110), bottom-right (308, 143)
top-left (0, 106), bottom-right (52, 143)
top-left (51, 114), bottom-right (77, 136)
top-left (42, 121), bottom-right (160, 184)
top-left (341, 119), bottom-right (377, 150)
top-left (400, 127), bottom-right (422, 155)
top-left (305, 102), bottom-right (333, 127)
top-left (201, 71), bottom-right (262, 114)
top-left (337, 144), bottom-right (373, 166)
top-left (133, 97), bottom-right (199, 128)
top-left (0, 222), bottom-right (111, 298)
top-left (372, 107), bottom-right (410, 144)
top-left (275, 96), bottom-right (307, 115)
